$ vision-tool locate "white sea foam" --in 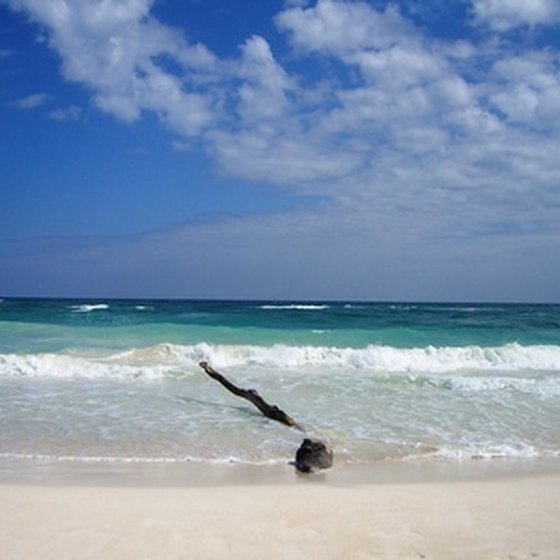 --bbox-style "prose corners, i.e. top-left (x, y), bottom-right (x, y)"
top-left (1, 342), bottom-right (559, 383)
top-left (433, 444), bottom-right (547, 460)
top-left (190, 342), bottom-right (560, 374)
top-left (0, 452), bottom-right (291, 466)
top-left (69, 303), bottom-right (109, 313)
top-left (259, 304), bottom-right (330, 310)
top-left (421, 374), bottom-right (560, 396)
top-left (0, 350), bottom-right (178, 380)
